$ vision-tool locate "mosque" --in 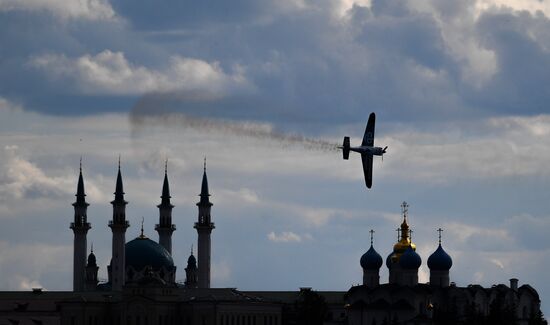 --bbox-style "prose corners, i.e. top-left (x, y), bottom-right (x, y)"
top-left (0, 162), bottom-right (544, 325)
